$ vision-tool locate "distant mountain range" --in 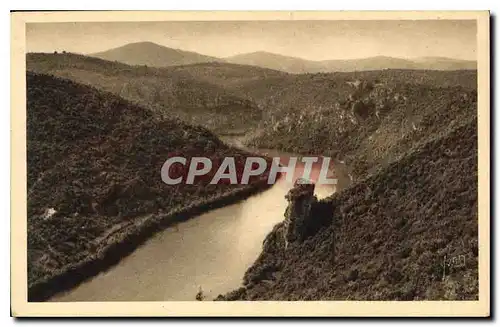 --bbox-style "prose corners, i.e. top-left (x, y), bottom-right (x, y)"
top-left (89, 42), bottom-right (476, 73)
top-left (225, 52), bottom-right (477, 73)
